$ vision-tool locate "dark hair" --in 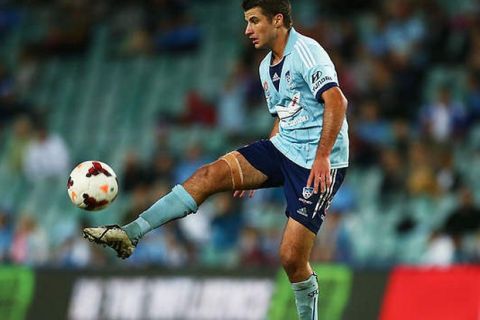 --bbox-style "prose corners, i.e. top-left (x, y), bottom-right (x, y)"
top-left (242, 0), bottom-right (292, 28)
